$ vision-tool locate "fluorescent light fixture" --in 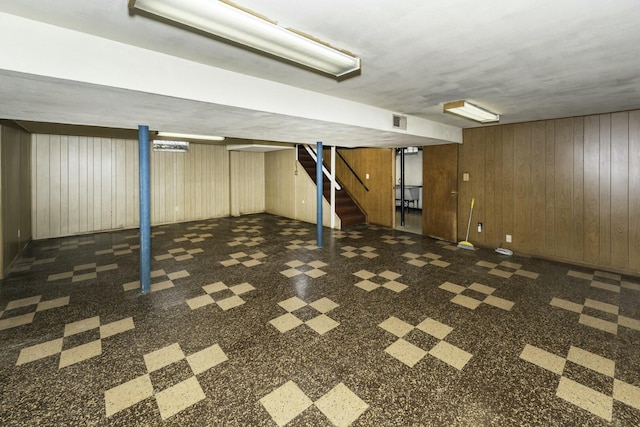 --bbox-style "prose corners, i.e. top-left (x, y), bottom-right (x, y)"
top-left (129, 0), bottom-right (361, 77)
top-left (153, 140), bottom-right (189, 152)
top-left (156, 131), bottom-right (225, 141)
top-left (443, 100), bottom-right (499, 123)
top-left (226, 144), bottom-right (294, 152)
